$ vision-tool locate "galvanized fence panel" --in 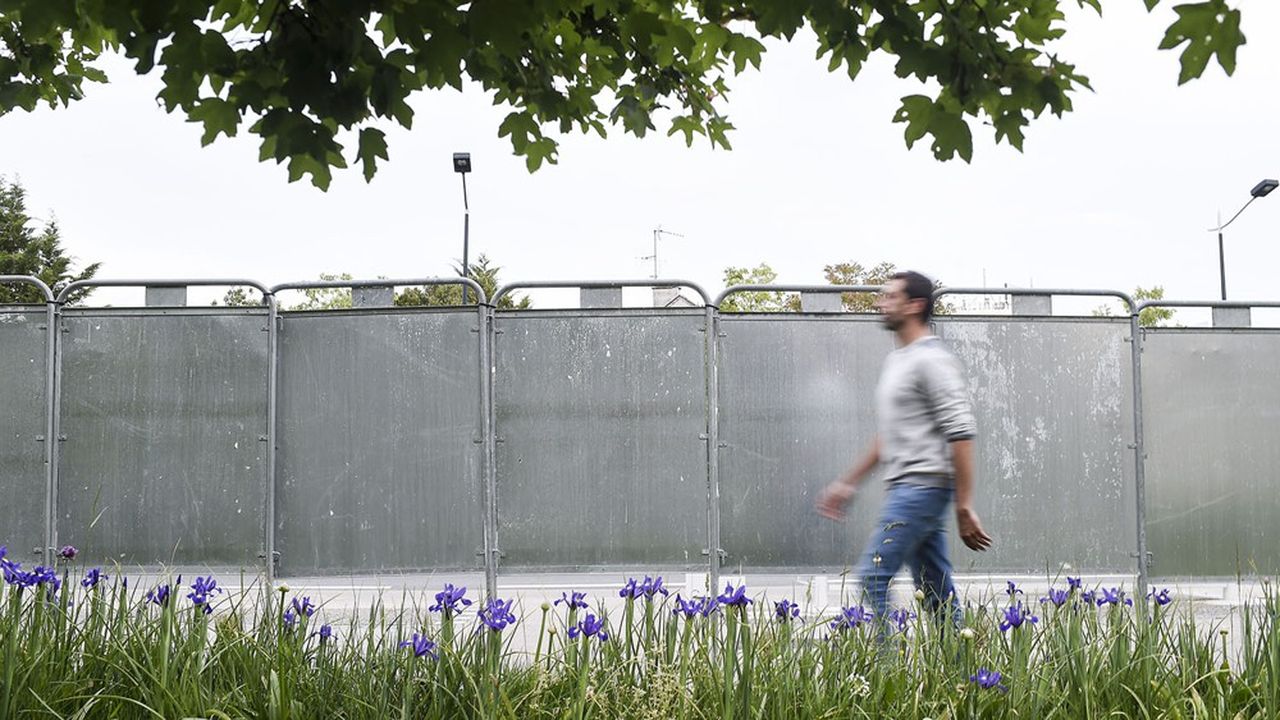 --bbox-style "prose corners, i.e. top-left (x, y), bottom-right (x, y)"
top-left (716, 315), bottom-right (894, 569)
top-left (56, 309), bottom-right (269, 566)
top-left (936, 317), bottom-right (1137, 574)
top-left (0, 309), bottom-right (49, 560)
top-left (493, 309), bottom-right (708, 568)
top-left (1141, 329), bottom-right (1280, 577)
top-left (275, 309), bottom-right (484, 574)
